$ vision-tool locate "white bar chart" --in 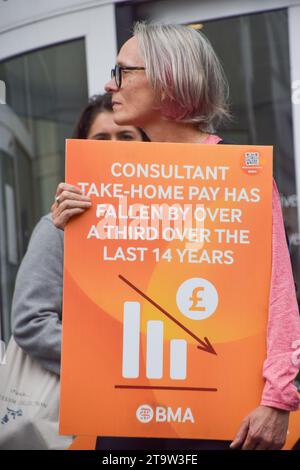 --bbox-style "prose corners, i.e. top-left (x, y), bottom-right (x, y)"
top-left (122, 301), bottom-right (140, 378)
top-left (146, 321), bottom-right (164, 379)
top-left (122, 301), bottom-right (188, 380)
top-left (170, 339), bottom-right (187, 380)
